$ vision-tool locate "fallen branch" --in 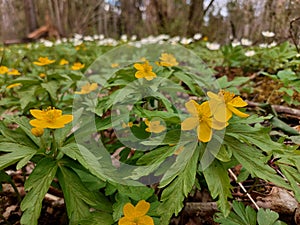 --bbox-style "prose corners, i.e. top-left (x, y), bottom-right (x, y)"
top-left (183, 202), bottom-right (219, 216)
top-left (246, 101), bottom-right (300, 118)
